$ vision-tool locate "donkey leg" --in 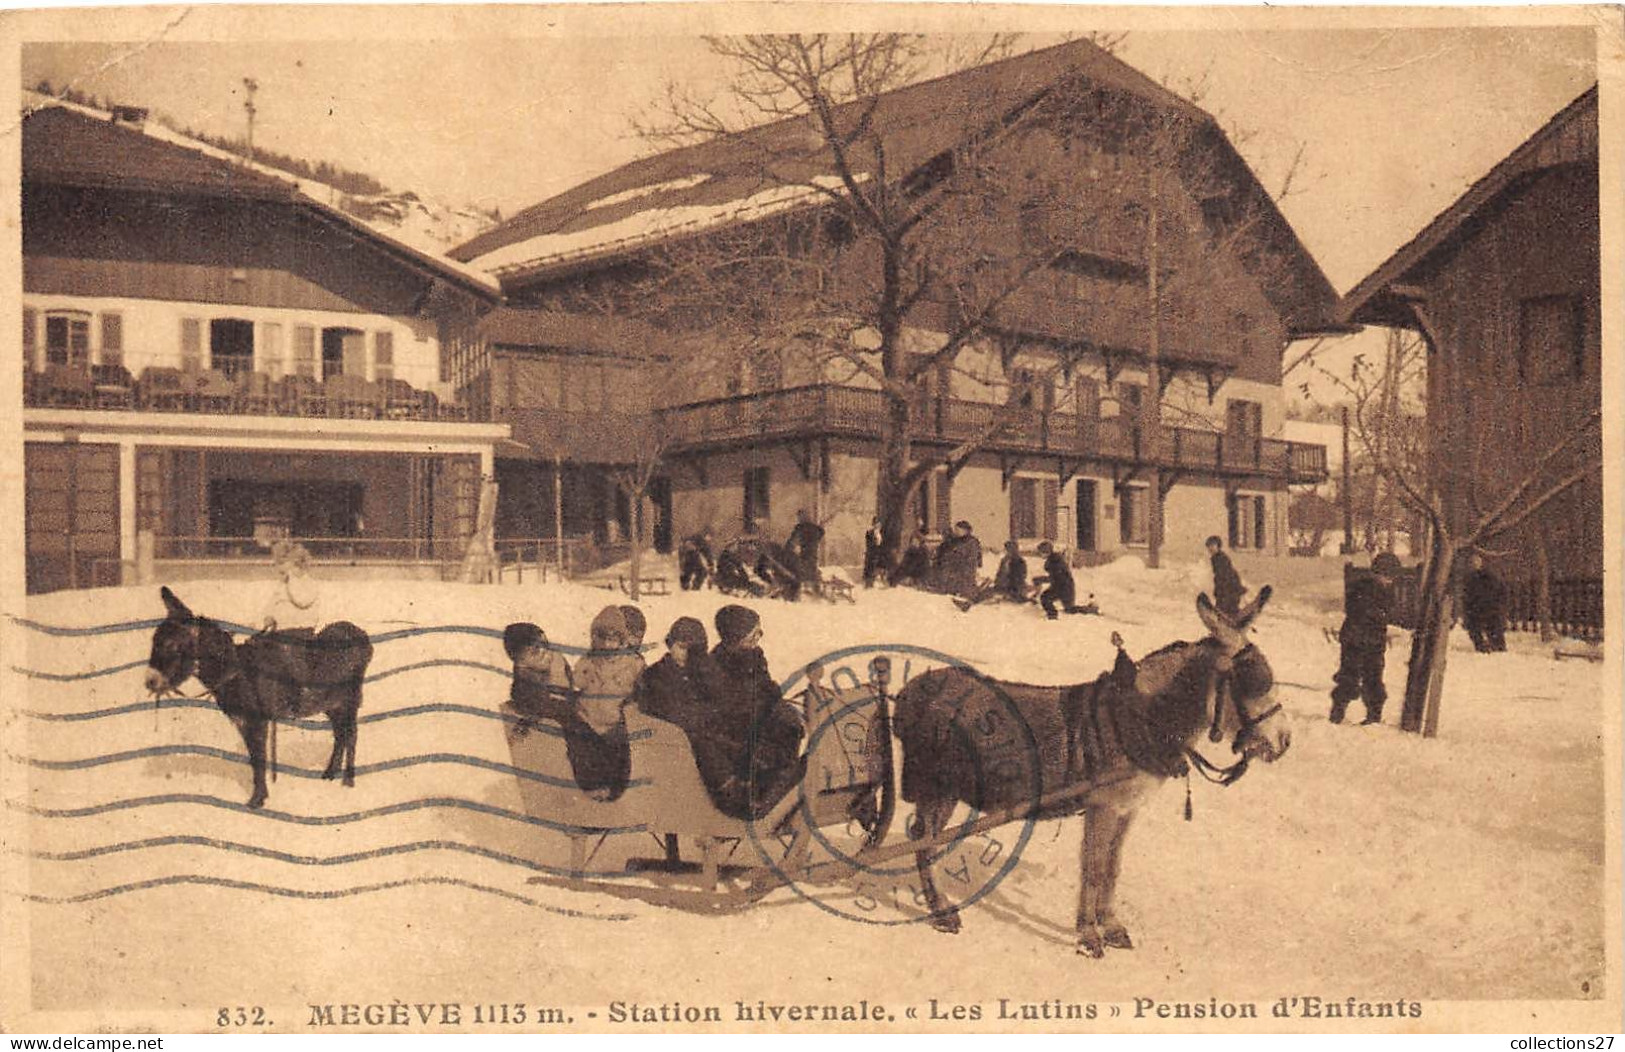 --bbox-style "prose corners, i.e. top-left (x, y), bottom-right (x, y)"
top-left (1098, 811), bottom-right (1136, 950)
top-left (1075, 808), bottom-right (1106, 957)
top-left (910, 801), bottom-right (961, 934)
top-left (322, 709), bottom-right (345, 780)
top-left (240, 717), bottom-right (270, 810)
top-left (339, 703), bottom-right (360, 787)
